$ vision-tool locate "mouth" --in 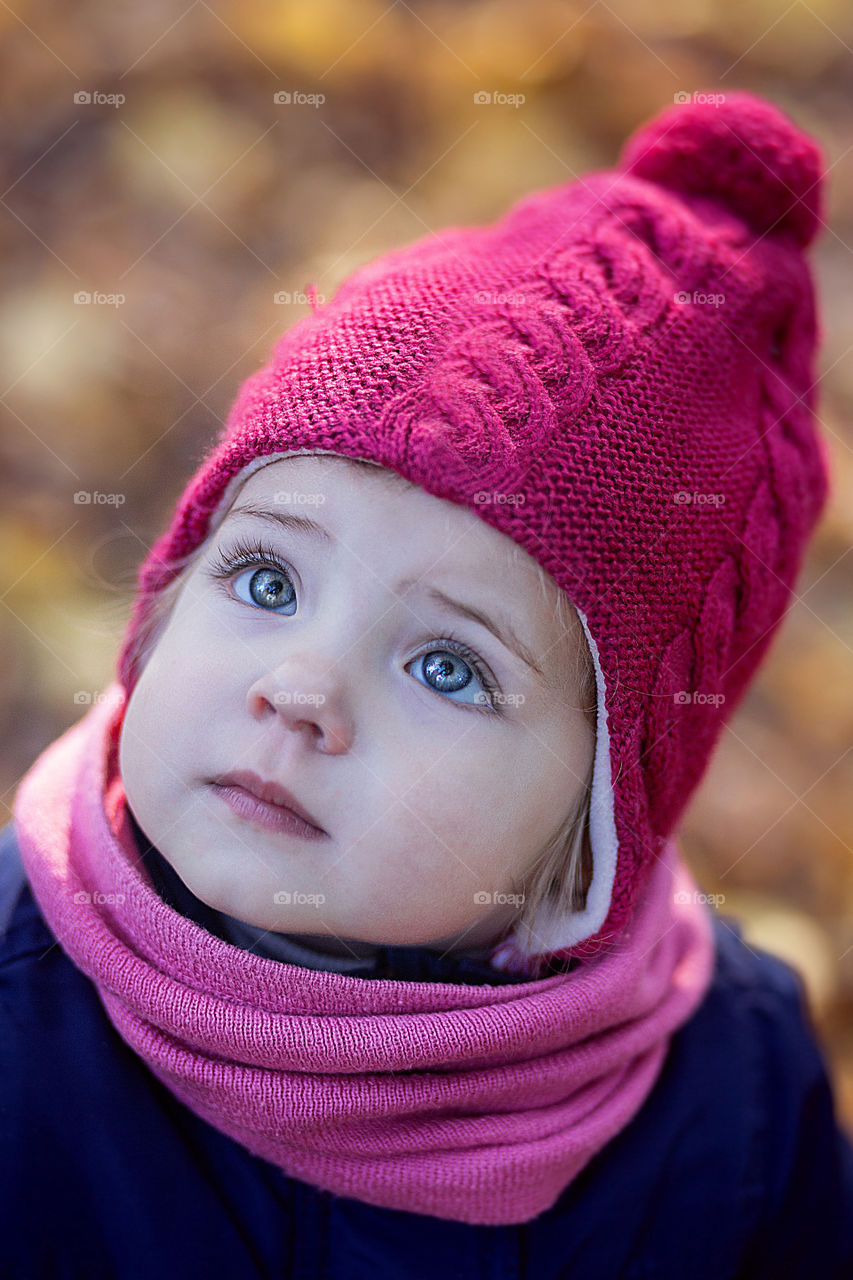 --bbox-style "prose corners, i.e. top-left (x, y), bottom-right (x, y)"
top-left (209, 769), bottom-right (327, 840)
